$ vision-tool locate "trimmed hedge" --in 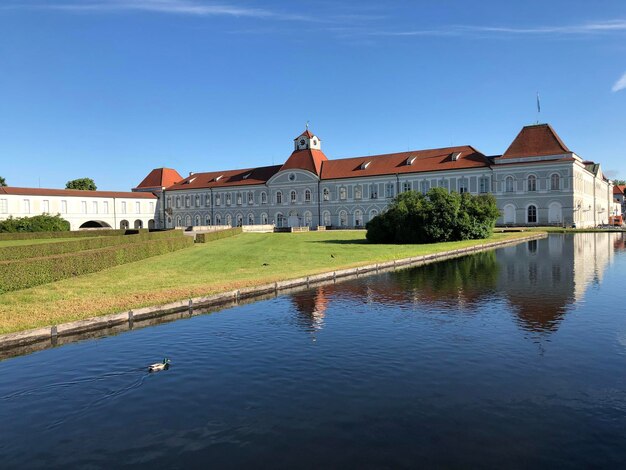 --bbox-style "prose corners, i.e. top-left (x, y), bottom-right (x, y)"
top-left (0, 229), bottom-right (129, 241)
top-left (0, 236), bottom-right (194, 293)
top-left (0, 229), bottom-right (185, 261)
top-left (195, 227), bottom-right (242, 243)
